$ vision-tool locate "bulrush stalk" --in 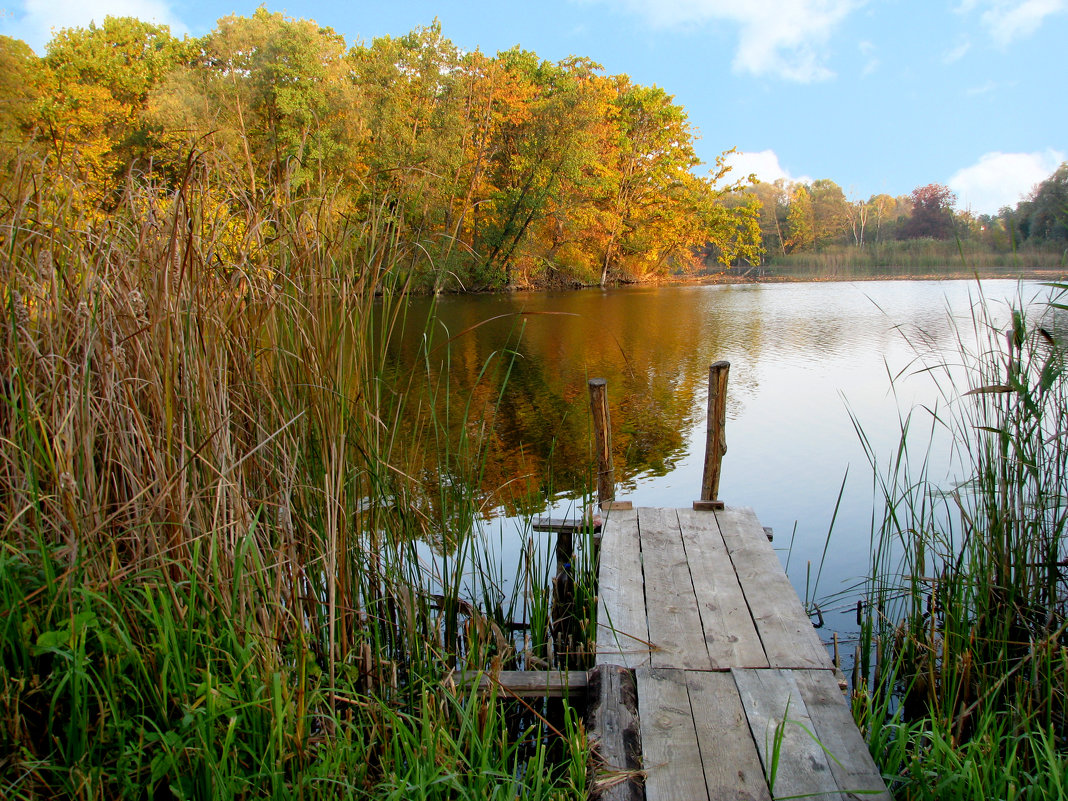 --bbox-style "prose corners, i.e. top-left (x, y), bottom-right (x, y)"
top-left (853, 283), bottom-right (1068, 798)
top-left (0, 154), bottom-right (590, 798)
